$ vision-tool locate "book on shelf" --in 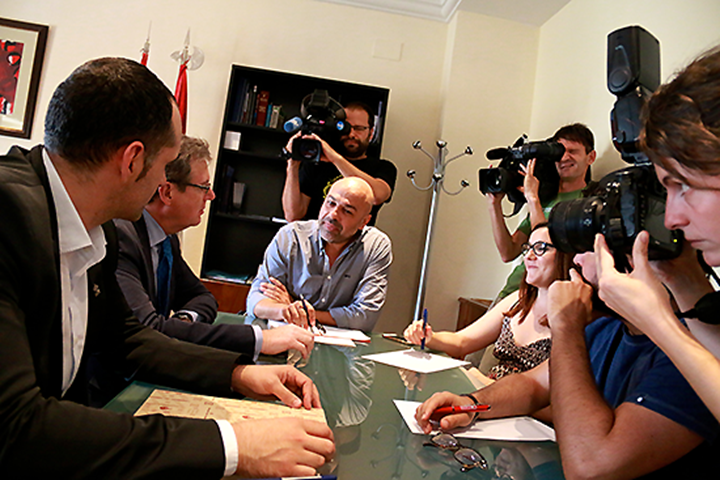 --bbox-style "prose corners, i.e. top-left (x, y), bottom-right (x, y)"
top-left (230, 79), bottom-right (248, 123)
top-left (218, 164), bottom-right (235, 213)
top-left (255, 90), bottom-right (270, 126)
top-left (268, 104), bottom-right (283, 129)
top-left (241, 84), bottom-right (257, 124)
top-left (232, 181), bottom-right (246, 211)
